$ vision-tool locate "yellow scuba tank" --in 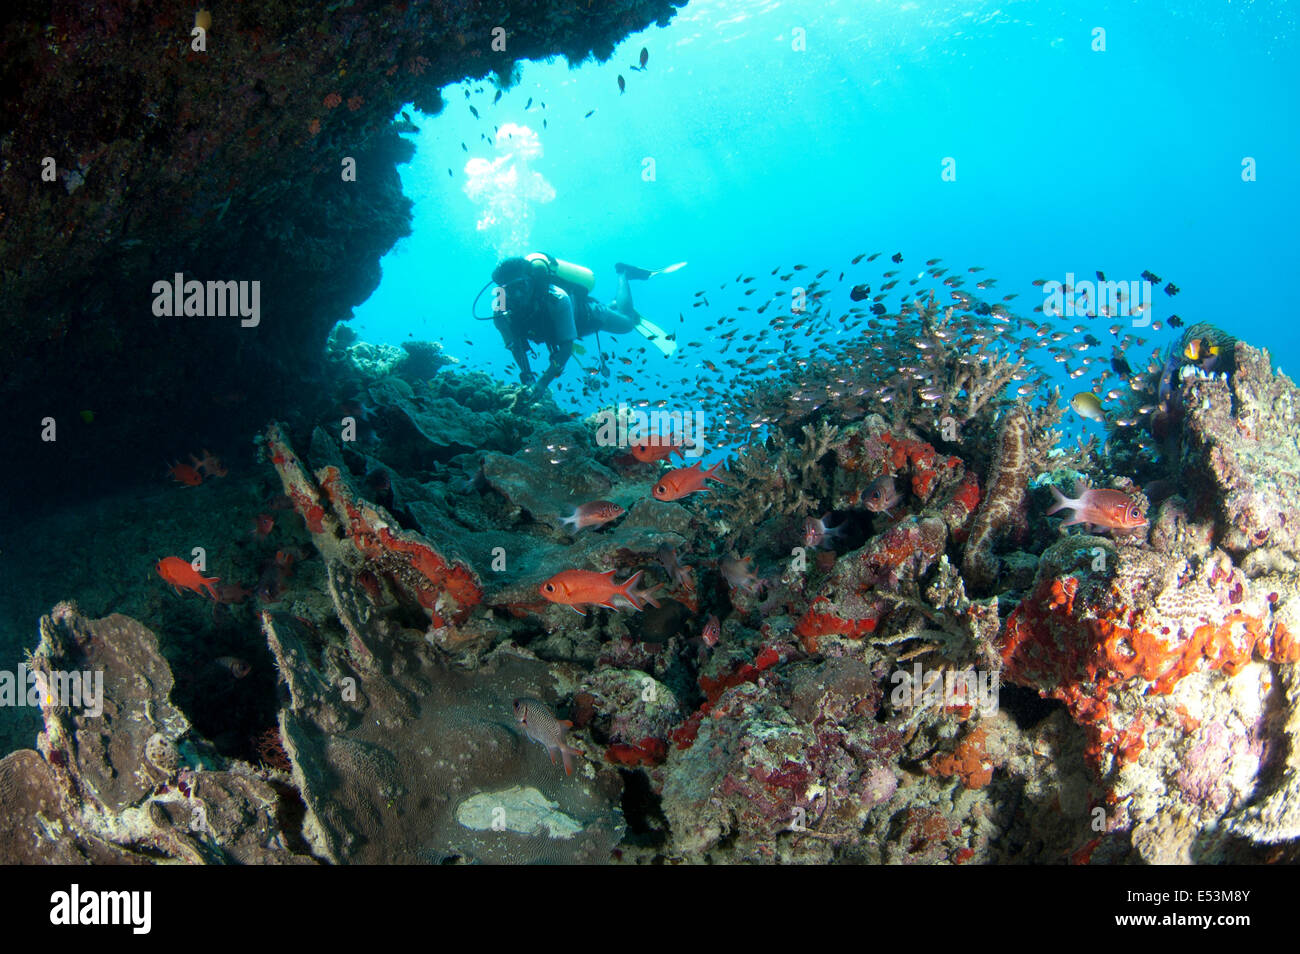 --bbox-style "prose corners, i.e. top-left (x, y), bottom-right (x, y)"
top-left (525, 252), bottom-right (595, 291)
